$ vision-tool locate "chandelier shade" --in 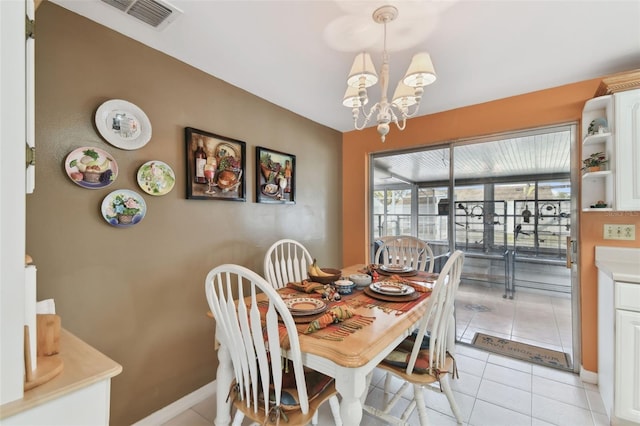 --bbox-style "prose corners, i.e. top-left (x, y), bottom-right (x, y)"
top-left (343, 85), bottom-right (368, 108)
top-left (403, 52), bottom-right (437, 87)
top-left (347, 52), bottom-right (378, 88)
top-left (392, 81), bottom-right (419, 111)
top-left (342, 5), bottom-right (436, 142)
